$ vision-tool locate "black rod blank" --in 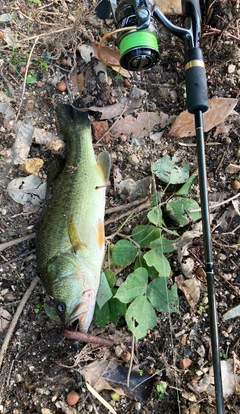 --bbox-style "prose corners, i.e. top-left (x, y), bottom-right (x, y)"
top-left (194, 111), bottom-right (224, 413)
